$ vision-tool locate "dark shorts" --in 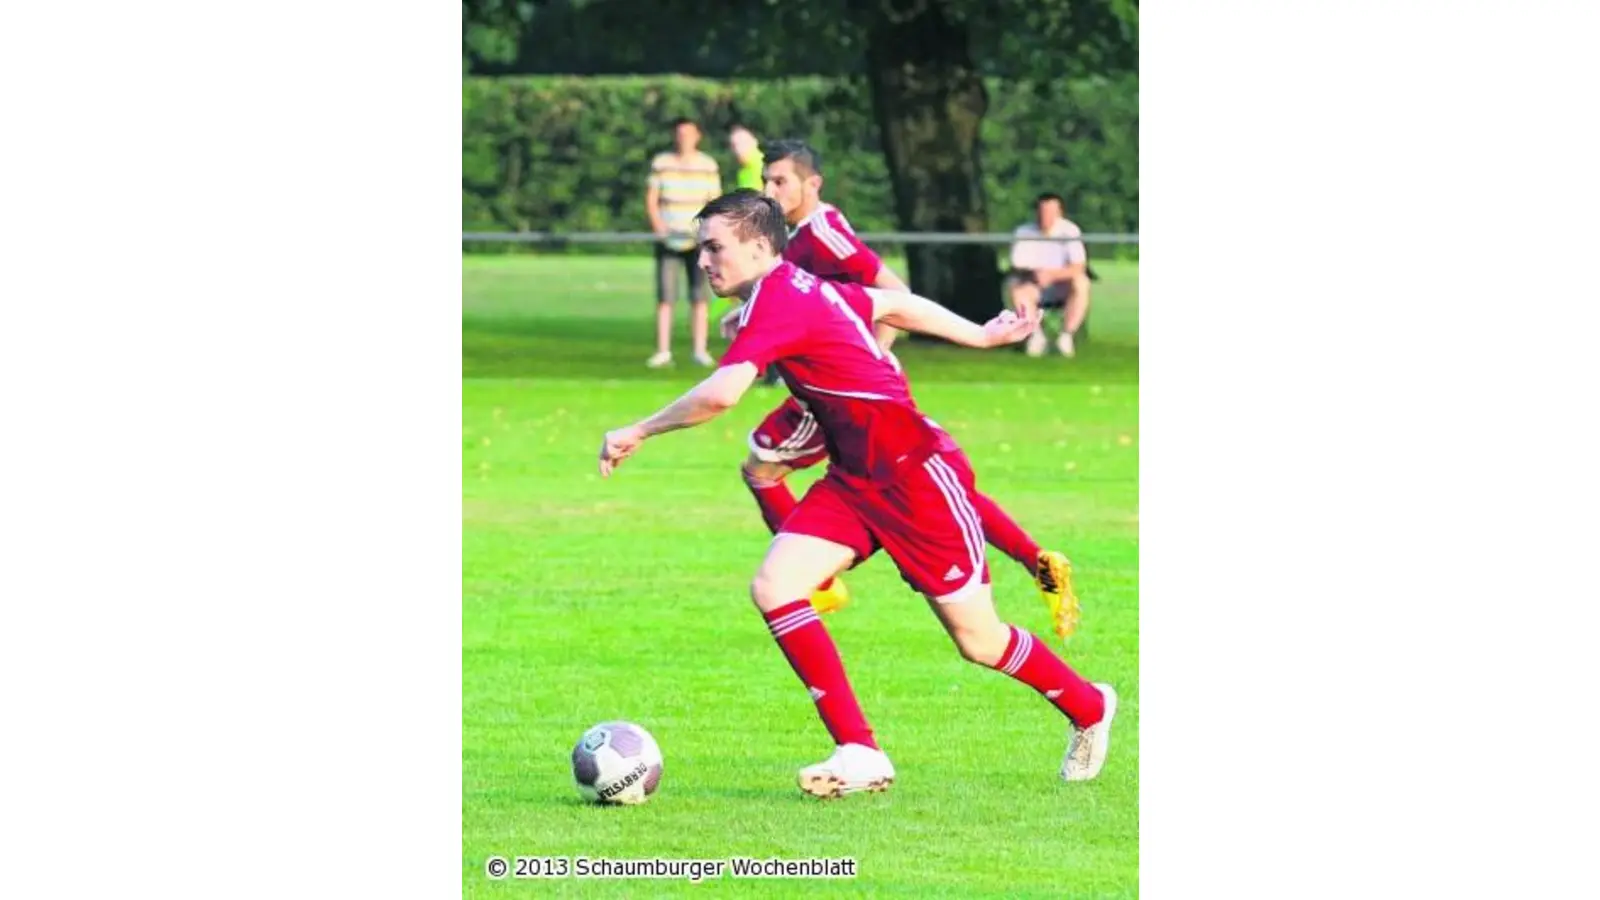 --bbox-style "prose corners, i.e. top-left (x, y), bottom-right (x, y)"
top-left (1005, 269), bottom-right (1071, 309)
top-left (655, 244), bottom-right (709, 305)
